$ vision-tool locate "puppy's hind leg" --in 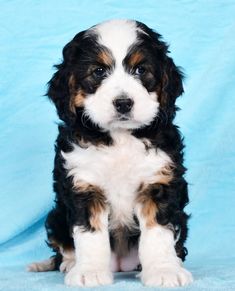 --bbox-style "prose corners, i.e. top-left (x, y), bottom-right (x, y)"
top-left (27, 254), bottom-right (60, 272)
